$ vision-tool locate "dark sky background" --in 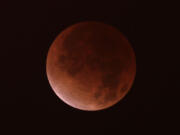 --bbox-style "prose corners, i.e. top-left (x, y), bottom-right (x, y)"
top-left (0, 1), bottom-right (179, 134)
